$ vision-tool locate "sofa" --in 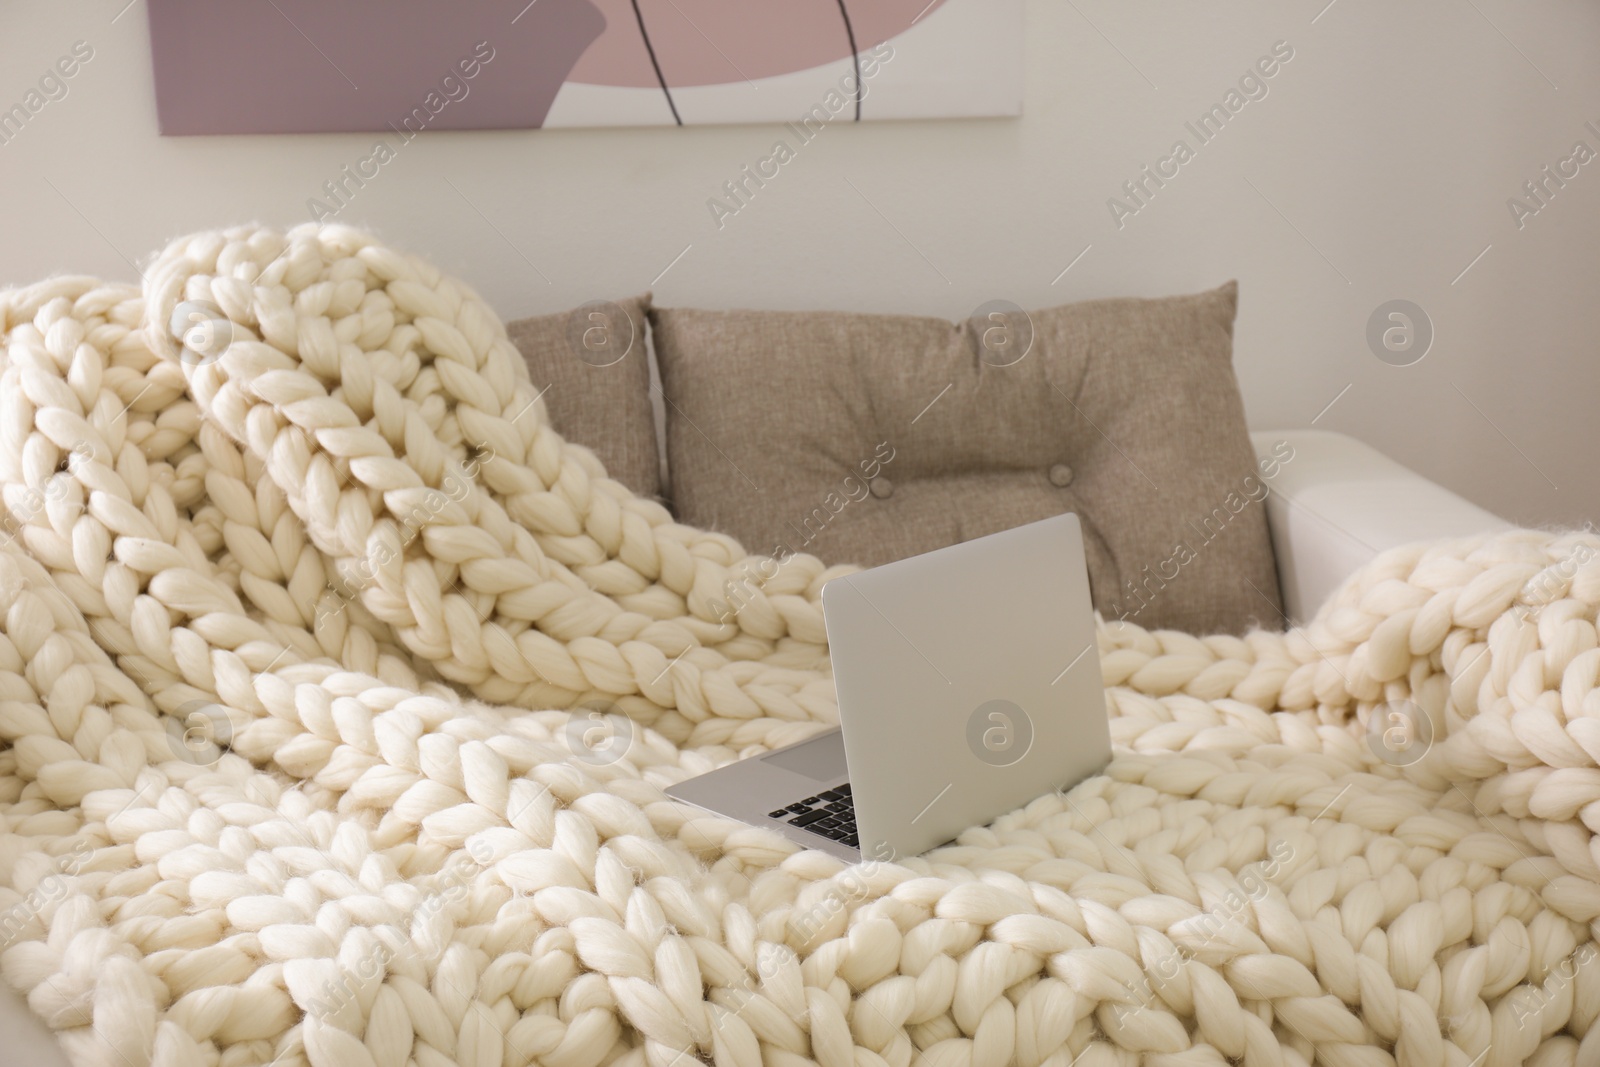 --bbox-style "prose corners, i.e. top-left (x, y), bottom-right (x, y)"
top-left (1, 249), bottom-right (1529, 1067)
